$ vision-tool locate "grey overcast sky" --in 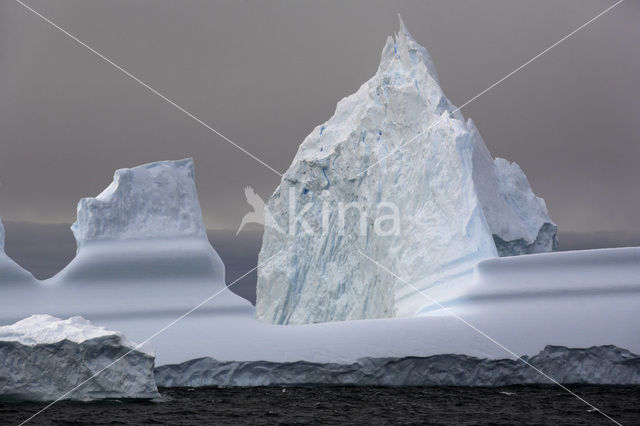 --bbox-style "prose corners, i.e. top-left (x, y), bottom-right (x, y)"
top-left (1, 0), bottom-right (639, 234)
